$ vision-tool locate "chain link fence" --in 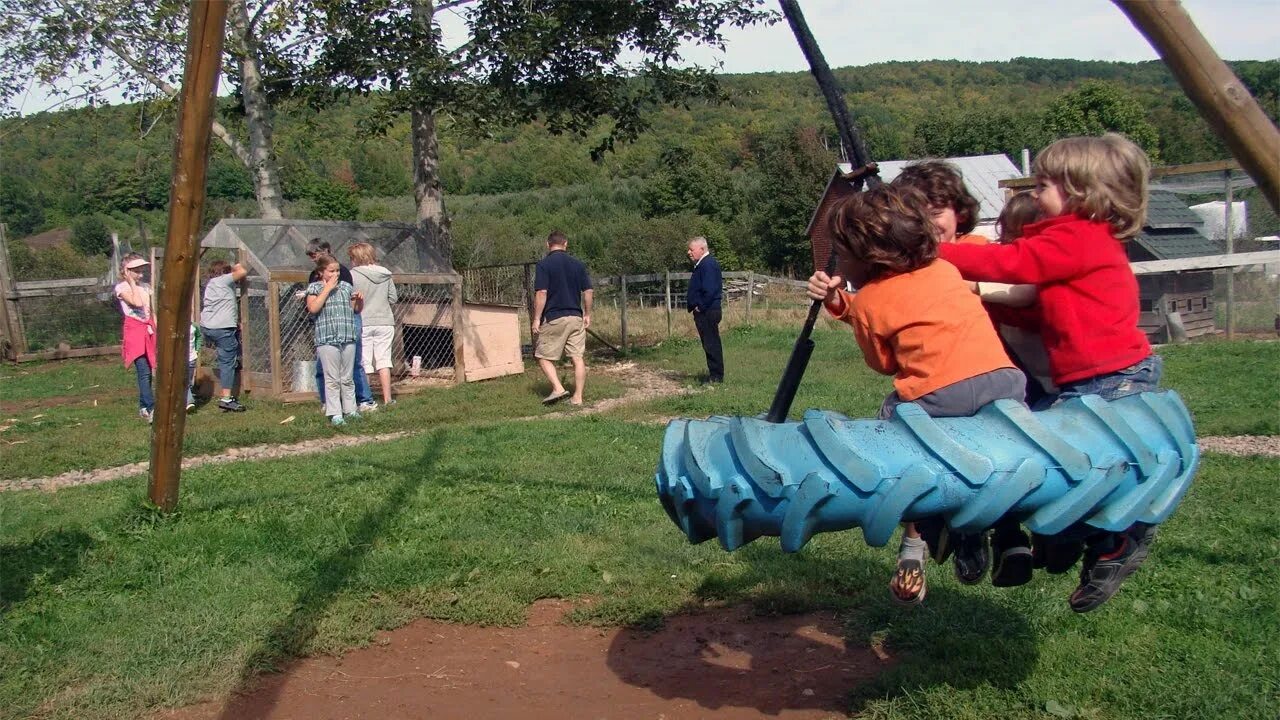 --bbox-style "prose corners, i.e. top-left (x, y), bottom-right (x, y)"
top-left (270, 277), bottom-right (460, 397)
top-left (8, 283), bottom-right (120, 355)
